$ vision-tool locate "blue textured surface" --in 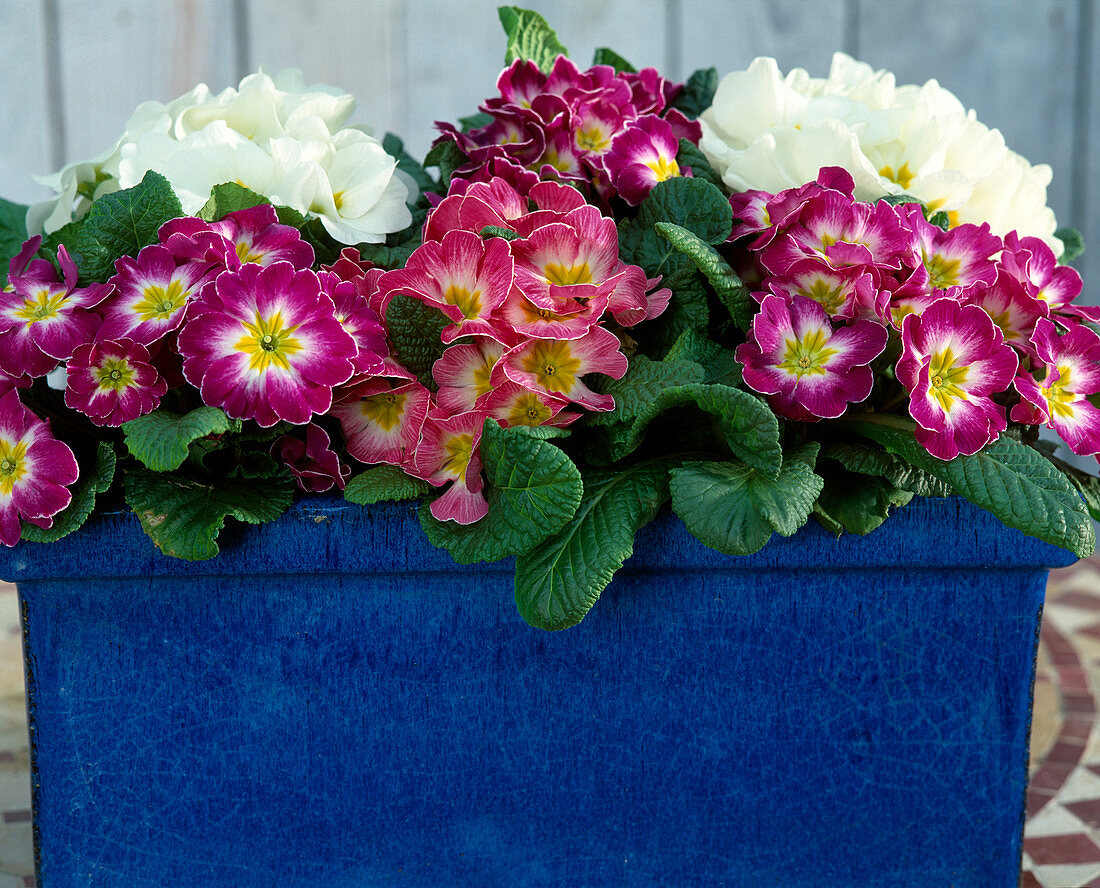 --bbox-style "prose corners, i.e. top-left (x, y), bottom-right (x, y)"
top-left (0, 496), bottom-right (1078, 887)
